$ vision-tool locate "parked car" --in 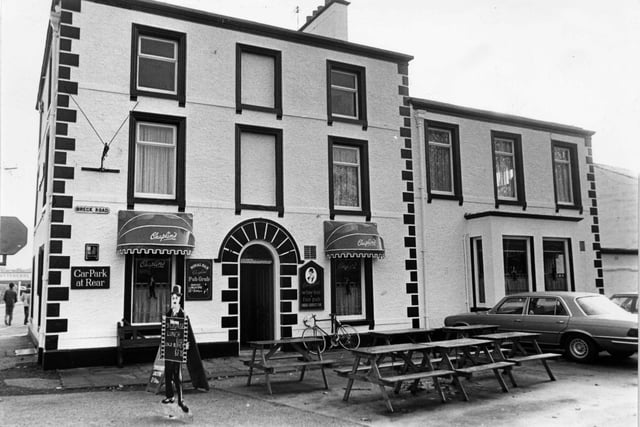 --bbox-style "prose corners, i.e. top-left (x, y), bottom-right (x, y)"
top-left (610, 293), bottom-right (638, 314)
top-left (444, 291), bottom-right (638, 362)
